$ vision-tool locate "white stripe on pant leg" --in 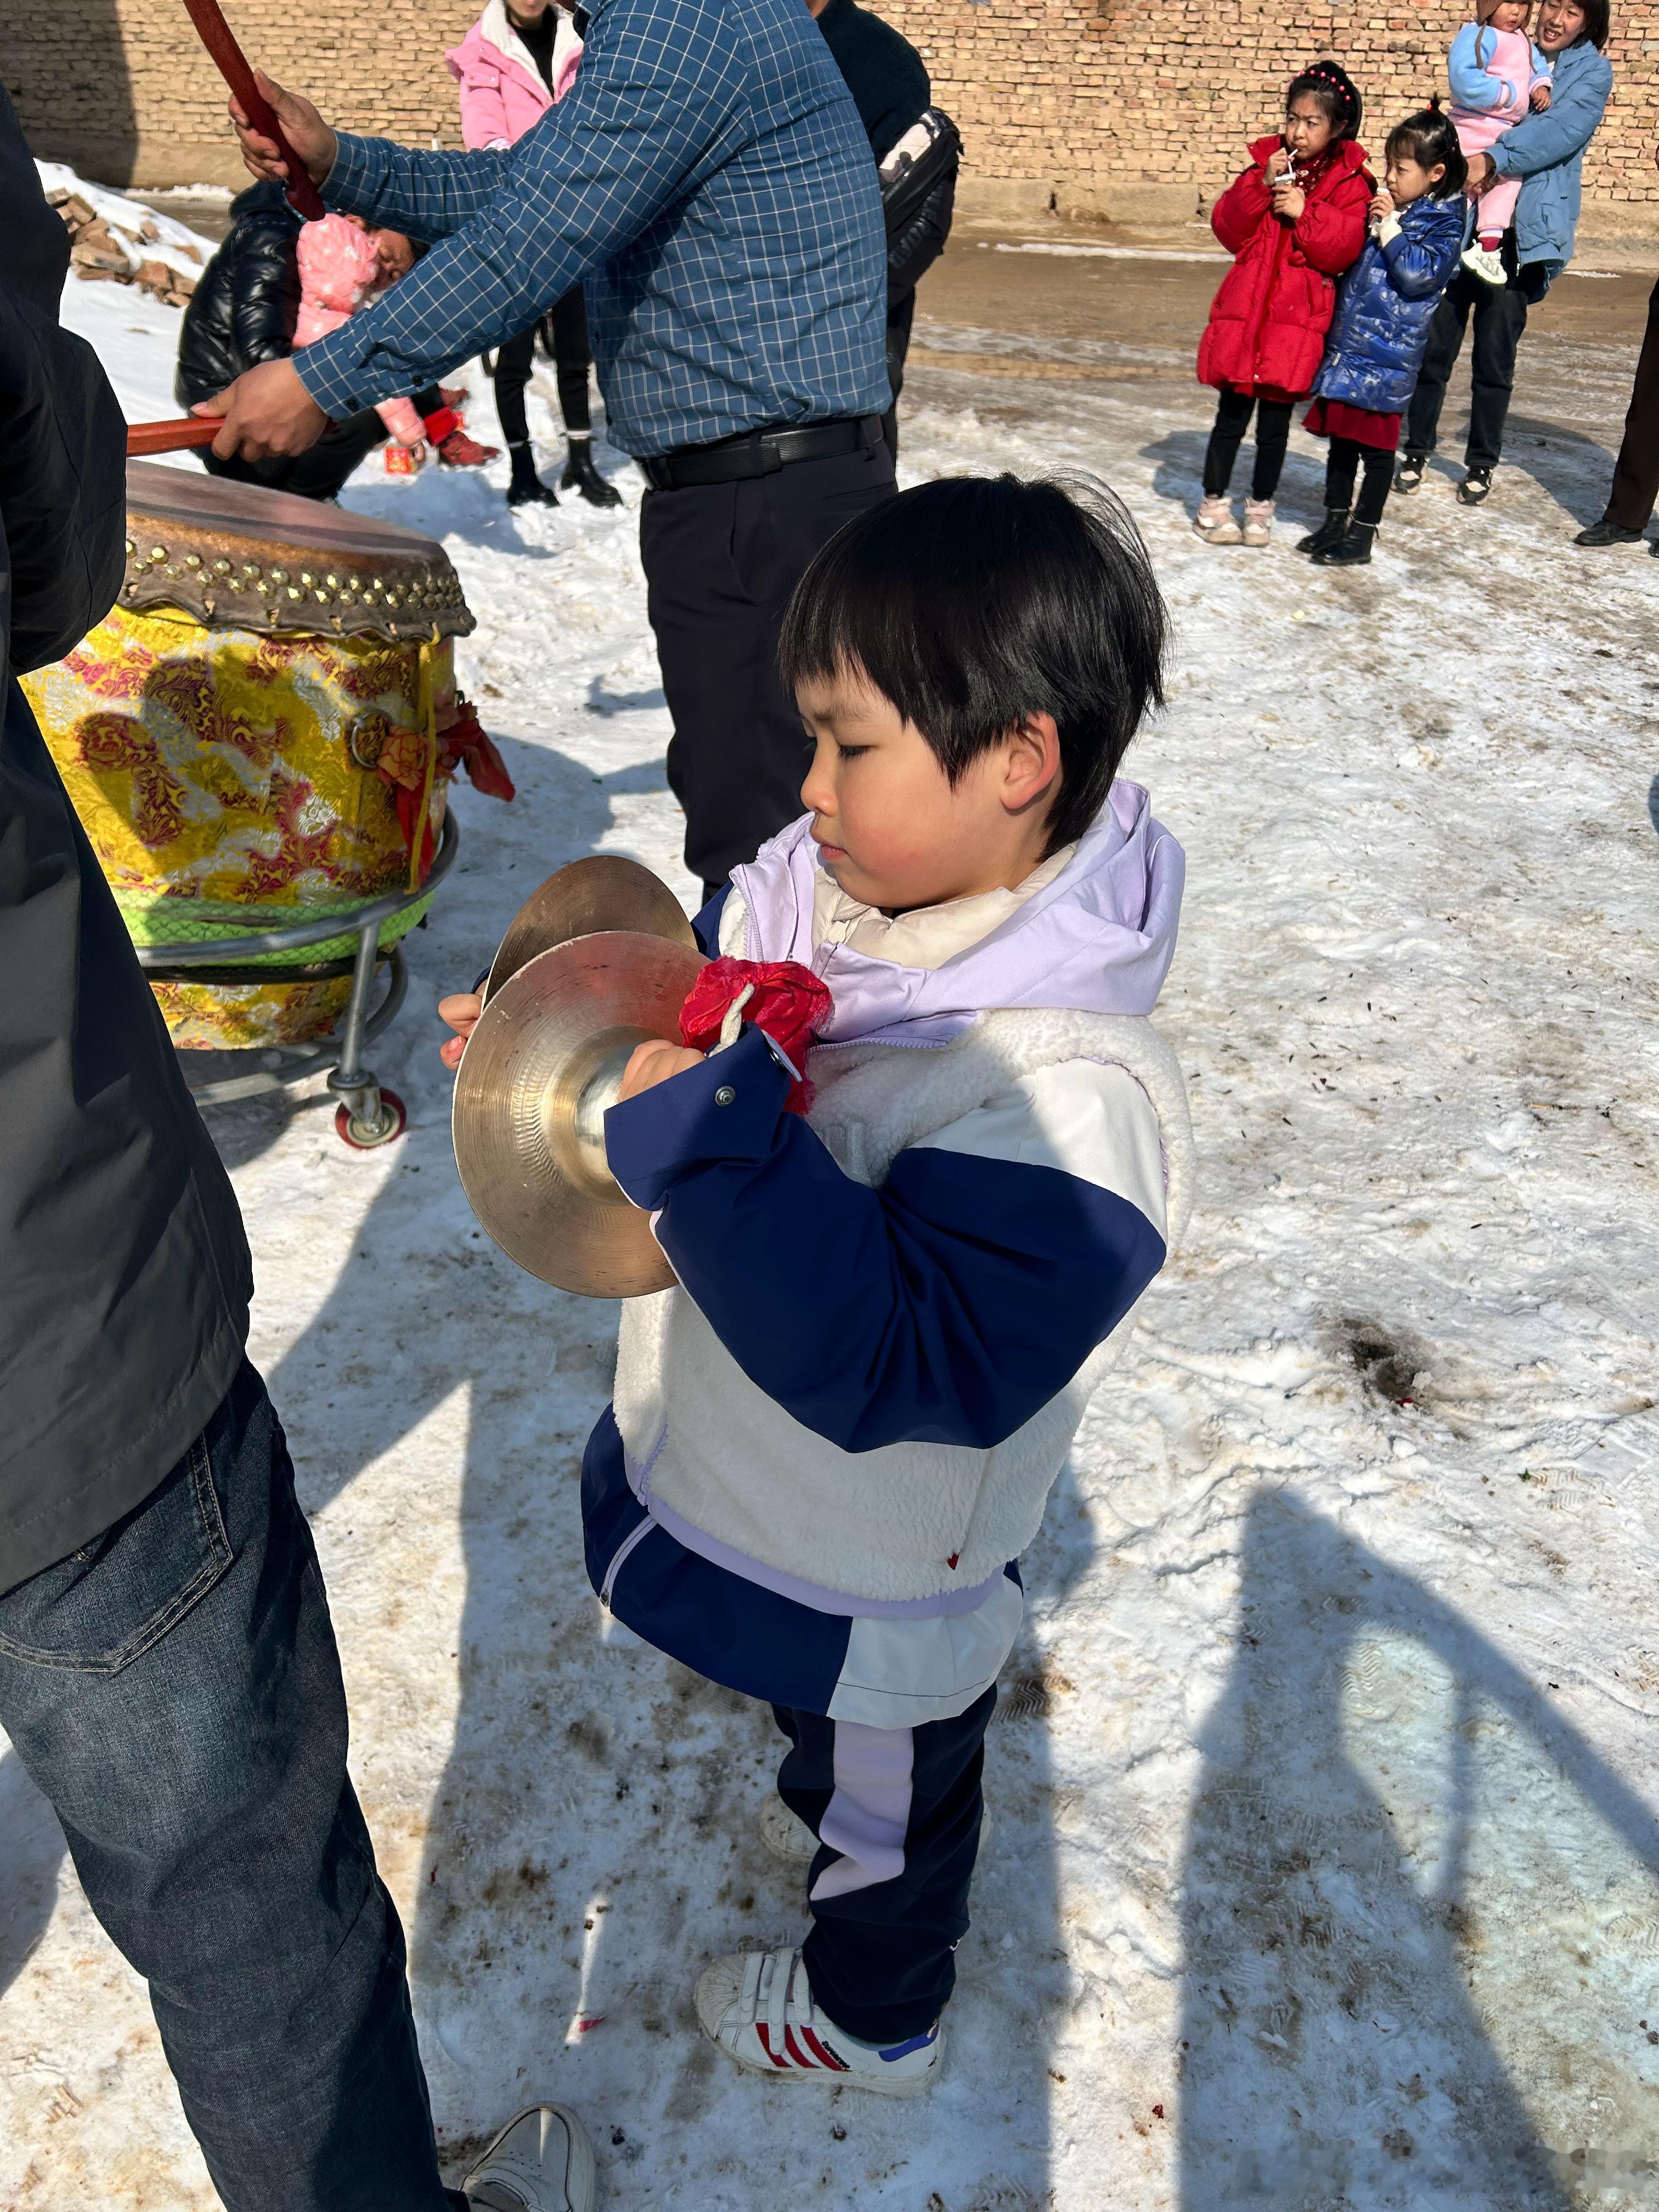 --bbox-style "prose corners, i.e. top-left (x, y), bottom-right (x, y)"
top-left (809, 1719), bottom-right (914, 1901)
